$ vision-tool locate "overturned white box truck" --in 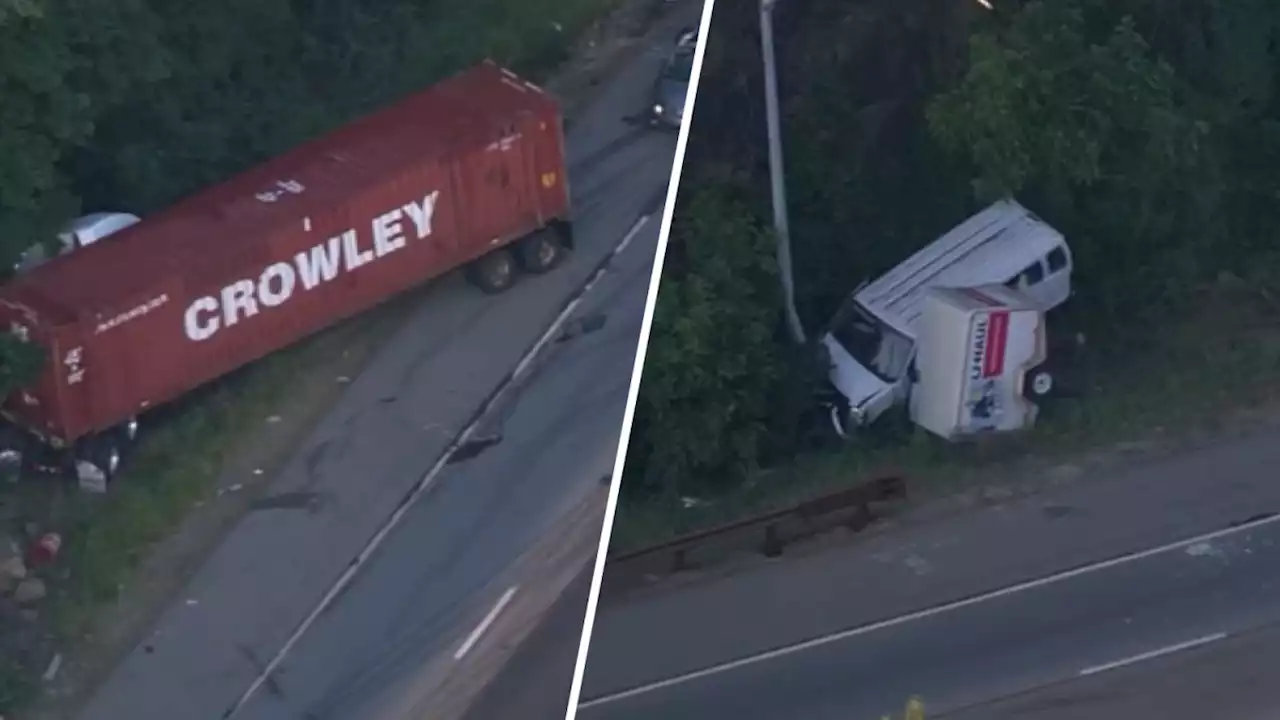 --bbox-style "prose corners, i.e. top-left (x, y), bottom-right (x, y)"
top-left (909, 284), bottom-right (1052, 441)
top-left (820, 198), bottom-right (1072, 437)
